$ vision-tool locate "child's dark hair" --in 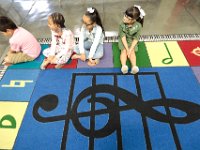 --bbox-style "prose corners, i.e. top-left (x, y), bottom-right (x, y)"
top-left (125, 6), bottom-right (144, 27)
top-left (85, 7), bottom-right (105, 33)
top-left (0, 16), bottom-right (17, 32)
top-left (49, 12), bottom-right (66, 28)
